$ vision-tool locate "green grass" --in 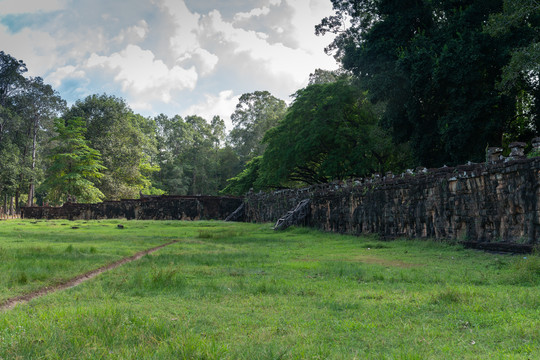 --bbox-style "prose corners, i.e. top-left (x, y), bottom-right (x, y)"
top-left (0, 220), bottom-right (538, 359)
